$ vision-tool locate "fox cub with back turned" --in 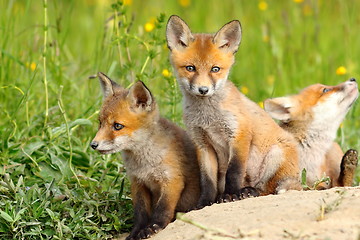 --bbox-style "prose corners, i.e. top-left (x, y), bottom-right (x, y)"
top-left (91, 73), bottom-right (200, 239)
top-left (166, 15), bottom-right (302, 207)
top-left (264, 78), bottom-right (359, 189)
